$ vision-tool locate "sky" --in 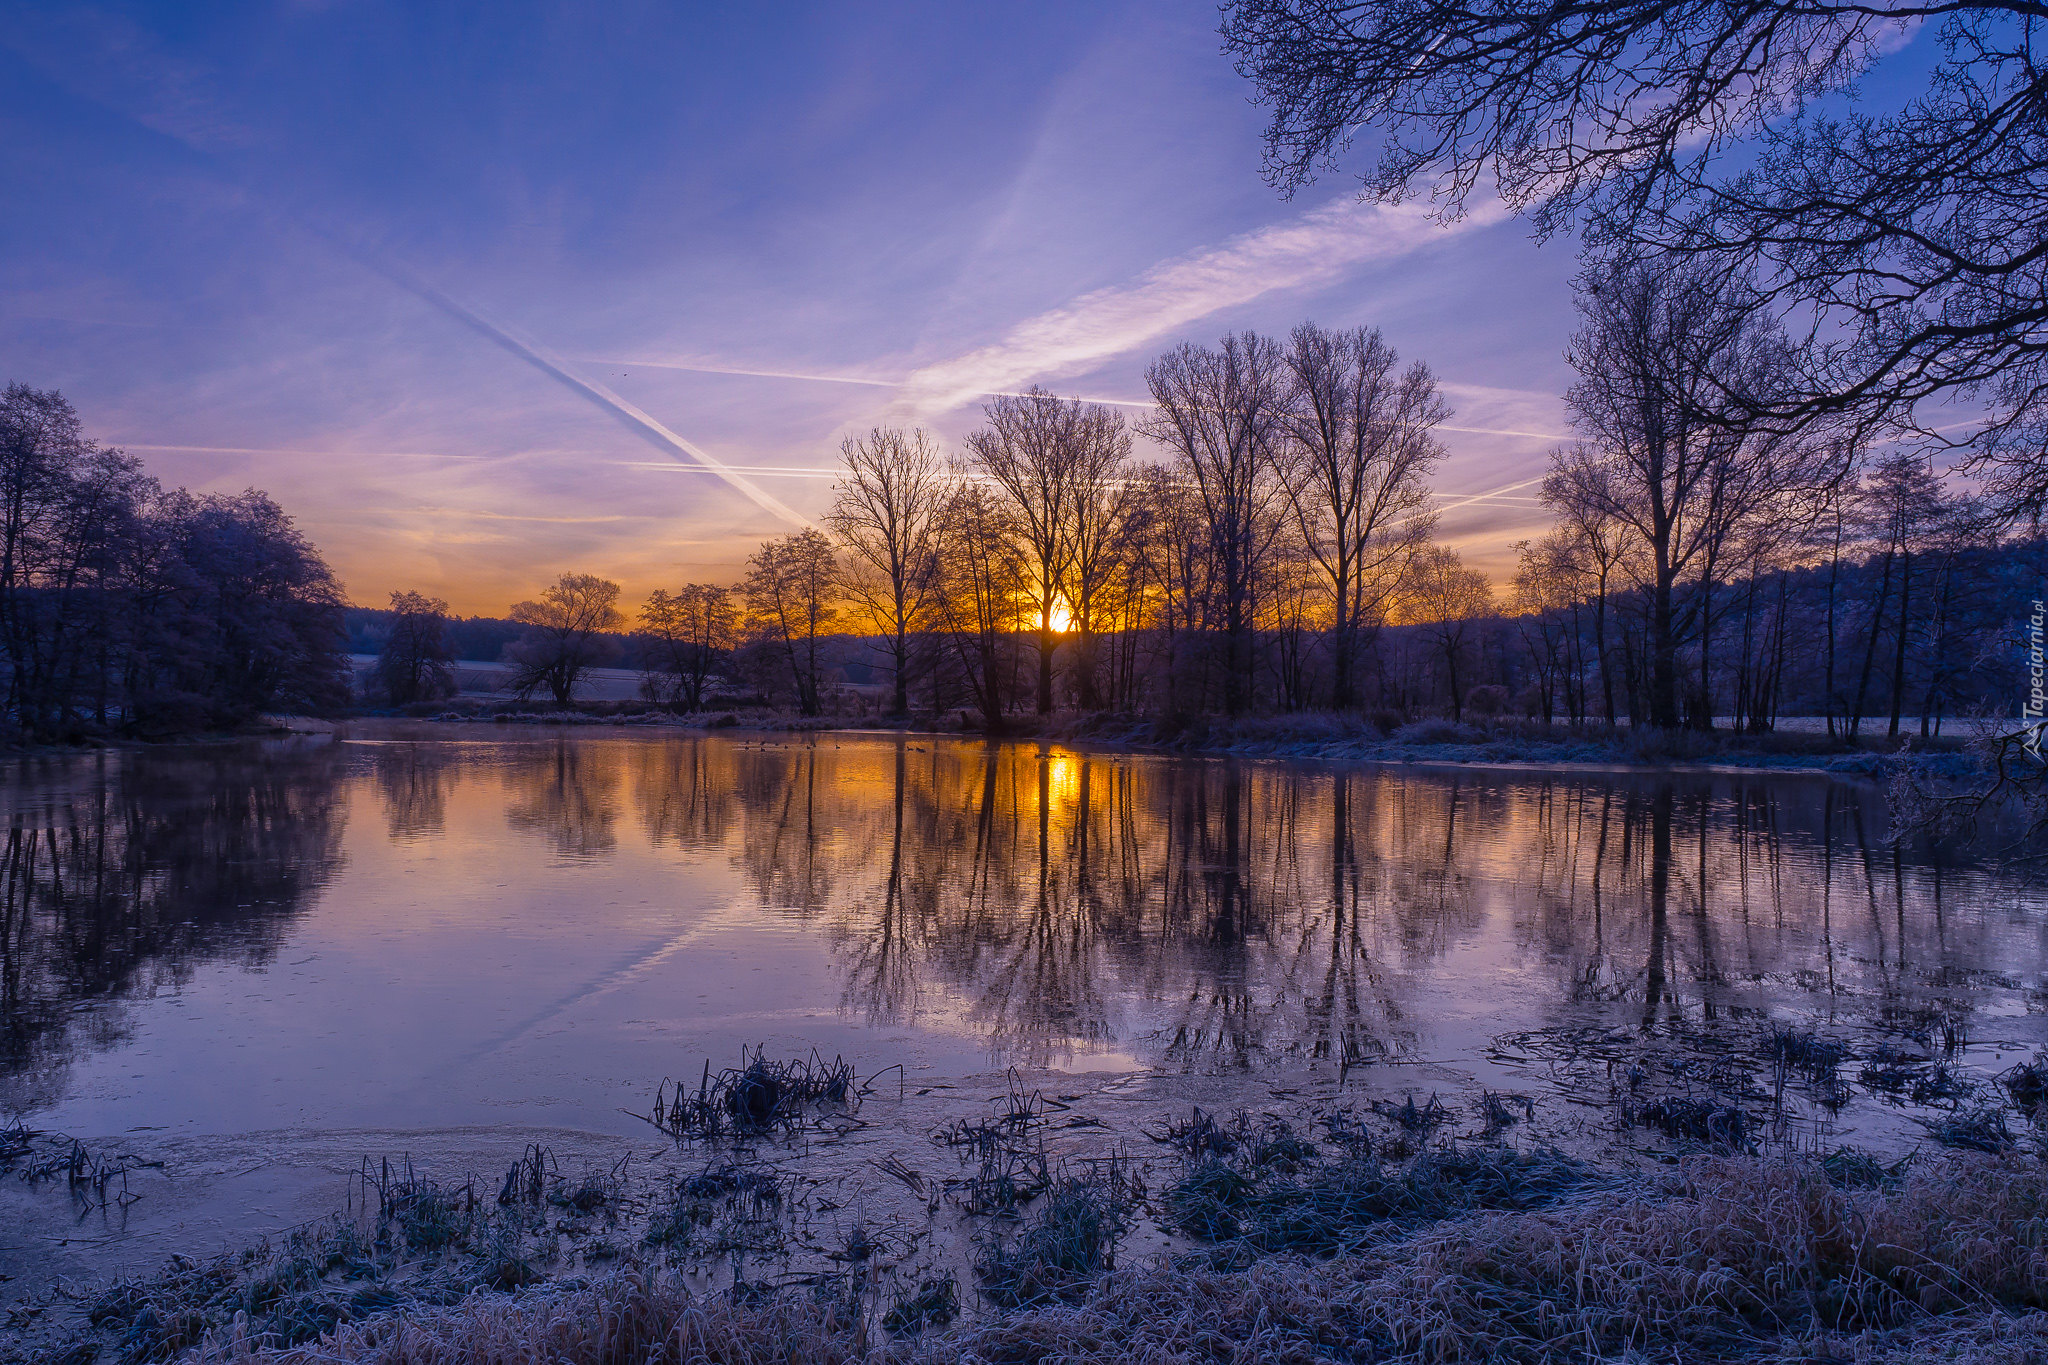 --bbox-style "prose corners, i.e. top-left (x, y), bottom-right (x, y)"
top-left (0, 1), bottom-right (1587, 615)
